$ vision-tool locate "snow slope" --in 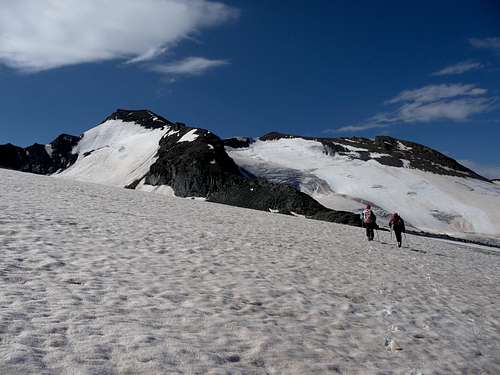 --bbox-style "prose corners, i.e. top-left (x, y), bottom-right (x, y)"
top-left (228, 138), bottom-right (500, 239)
top-left (57, 119), bottom-right (171, 187)
top-left (1, 168), bottom-right (500, 374)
